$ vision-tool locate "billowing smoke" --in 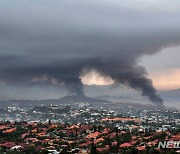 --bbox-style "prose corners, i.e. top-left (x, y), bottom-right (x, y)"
top-left (1, 0), bottom-right (180, 105)
top-left (83, 57), bottom-right (163, 105)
